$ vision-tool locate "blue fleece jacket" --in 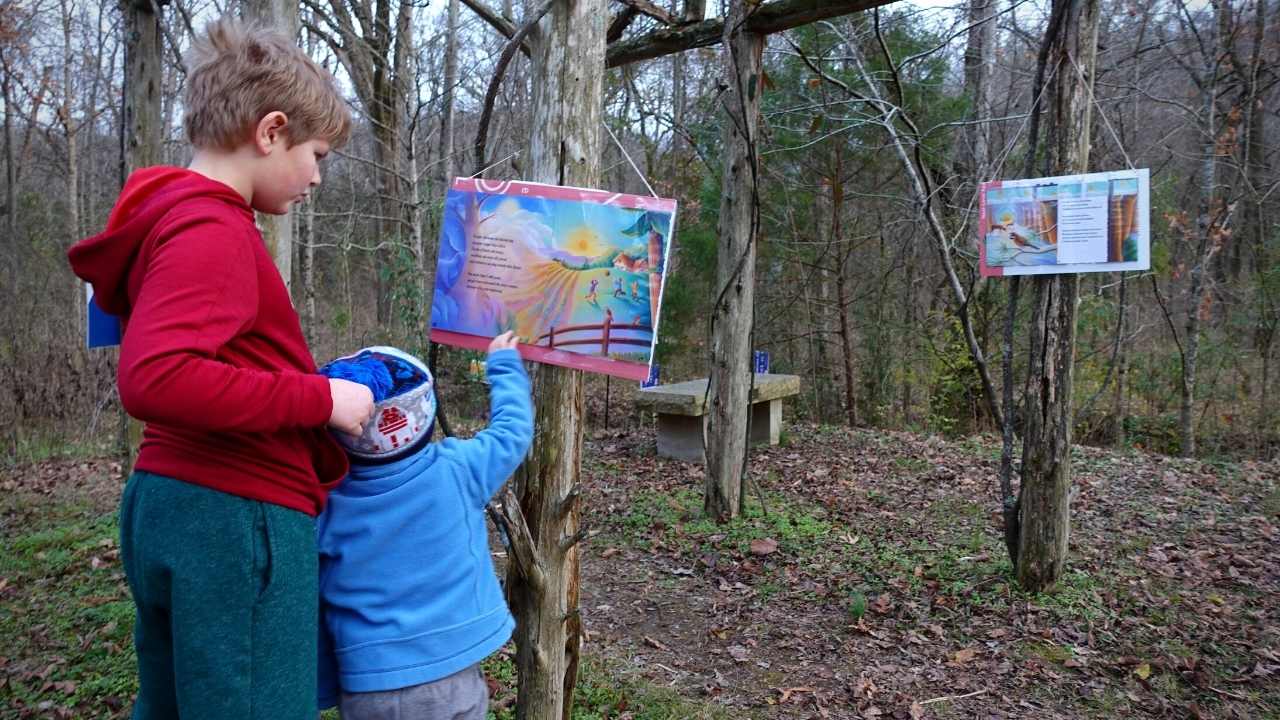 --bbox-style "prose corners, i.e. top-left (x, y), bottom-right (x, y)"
top-left (317, 349), bottom-right (533, 707)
